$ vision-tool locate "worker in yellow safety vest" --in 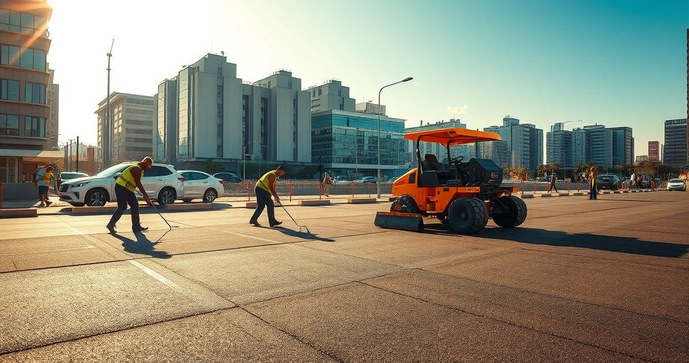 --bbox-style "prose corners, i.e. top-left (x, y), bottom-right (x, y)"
top-left (107, 157), bottom-right (153, 234)
top-left (249, 165), bottom-right (285, 227)
top-left (588, 166), bottom-right (598, 200)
